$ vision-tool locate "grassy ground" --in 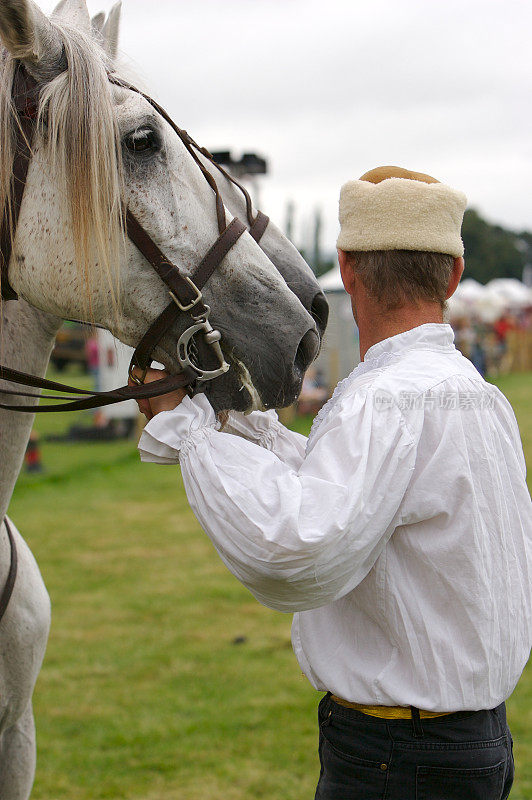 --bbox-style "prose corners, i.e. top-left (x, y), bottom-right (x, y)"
top-left (7, 371), bottom-right (532, 799)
